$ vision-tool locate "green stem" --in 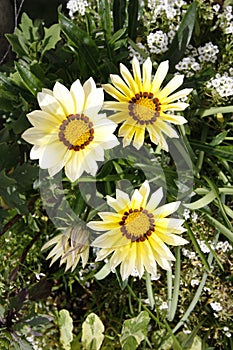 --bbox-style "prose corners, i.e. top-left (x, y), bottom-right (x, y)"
top-left (196, 125), bottom-right (208, 176)
top-left (168, 247), bottom-right (181, 321)
top-left (167, 263), bottom-right (172, 318)
top-left (172, 233), bottom-right (219, 333)
top-left (145, 271), bottom-right (155, 309)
